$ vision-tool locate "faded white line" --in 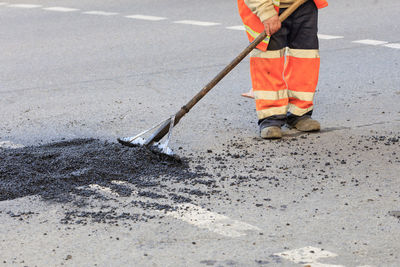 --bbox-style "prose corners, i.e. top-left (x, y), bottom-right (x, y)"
top-left (83, 10), bottom-right (119, 16)
top-left (0, 141), bottom-right (25, 149)
top-left (318, 34), bottom-right (344, 40)
top-left (125, 14), bottom-right (167, 21)
top-left (174, 20), bottom-right (220, 26)
top-left (226, 25), bottom-right (245, 31)
top-left (166, 203), bottom-right (260, 237)
top-left (352, 39), bottom-right (388, 46)
top-left (0, 2), bottom-right (9, 6)
top-left (274, 246), bottom-right (344, 267)
top-left (79, 181), bottom-right (137, 197)
top-left (88, 184), bottom-right (119, 197)
top-left (43, 7), bottom-right (79, 12)
top-left (384, 43), bottom-right (400, 49)
top-left (111, 180), bottom-right (129, 185)
top-left (8, 4), bottom-right (41, 8)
